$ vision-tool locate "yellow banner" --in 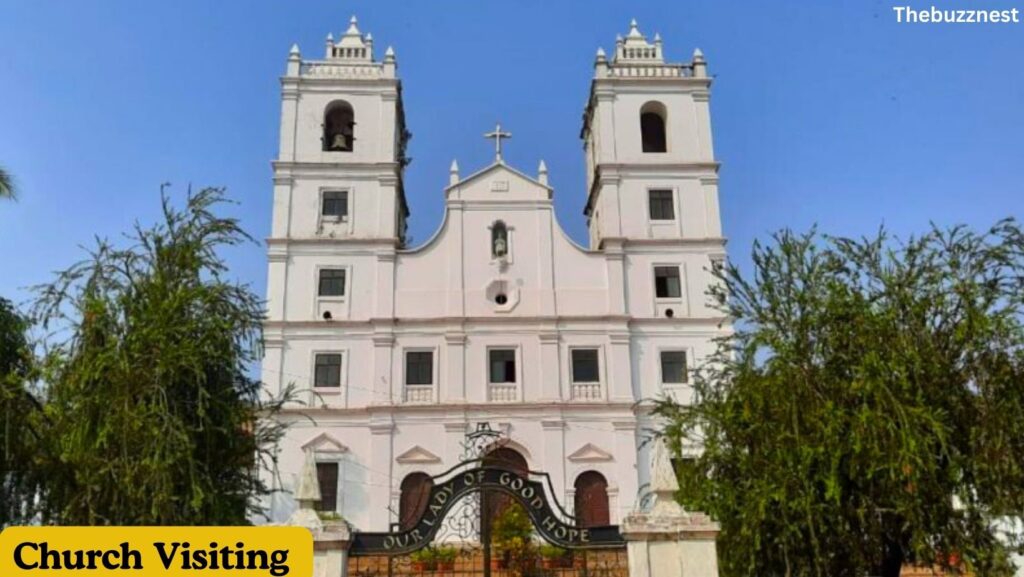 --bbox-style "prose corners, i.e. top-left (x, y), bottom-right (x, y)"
top-left (0, 526), bottom-right (312, 577)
